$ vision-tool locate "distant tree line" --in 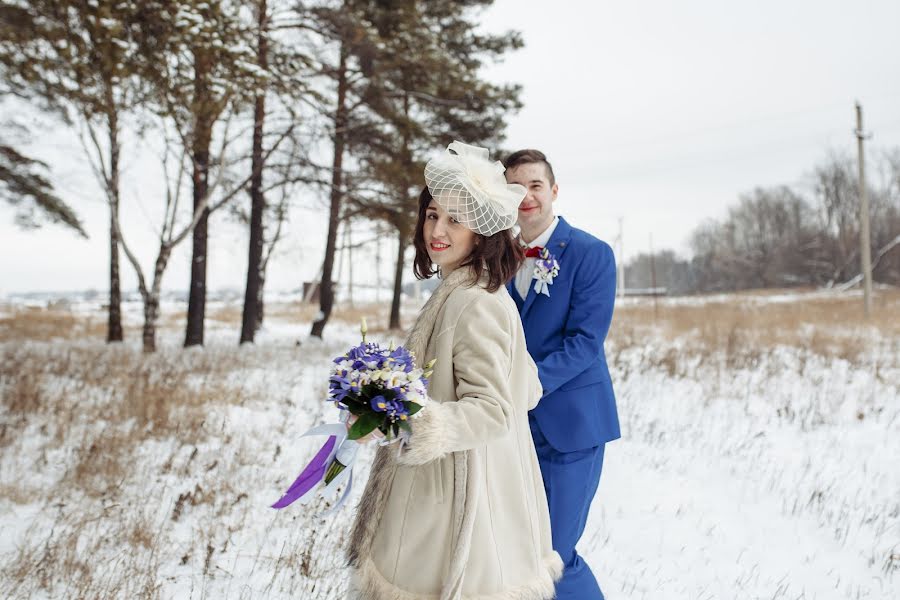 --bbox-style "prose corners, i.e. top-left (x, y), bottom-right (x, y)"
top-left (624, 150), bottom-right (900, 294)
top-left (0, 0), bottom-right (522, 351)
